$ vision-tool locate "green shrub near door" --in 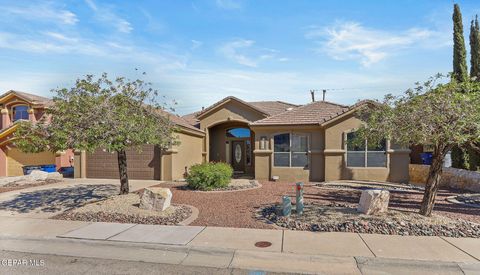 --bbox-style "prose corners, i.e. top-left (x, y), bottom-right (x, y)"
top-left (186, 162), bottom-right (233, 190)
